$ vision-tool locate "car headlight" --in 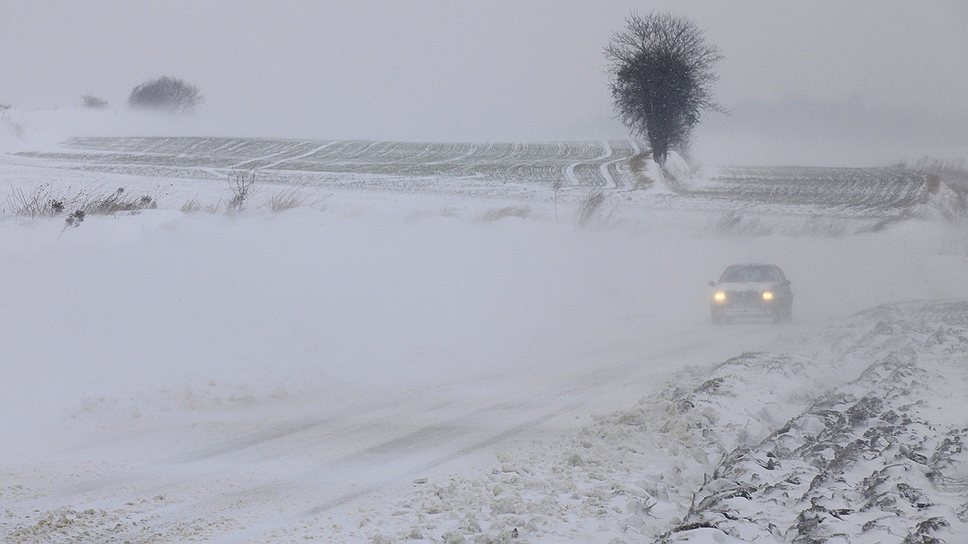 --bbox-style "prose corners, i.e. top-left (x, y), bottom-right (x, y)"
top-left (762, 291), bottom-right (774, 301)
top-left (714, 291), bottom-right (726, 303)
